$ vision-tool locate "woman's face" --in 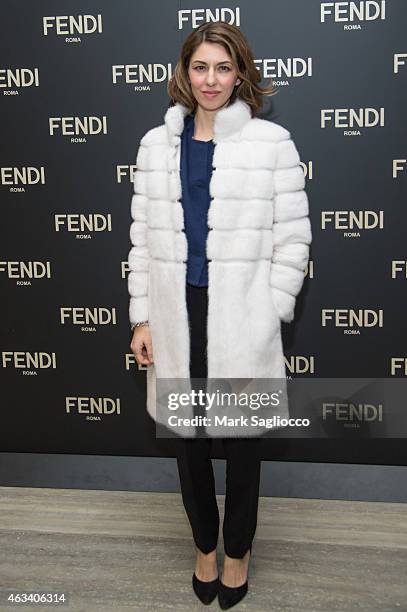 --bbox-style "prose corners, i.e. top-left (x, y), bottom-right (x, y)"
top-left (187, 41), bottom-right (241, 111)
